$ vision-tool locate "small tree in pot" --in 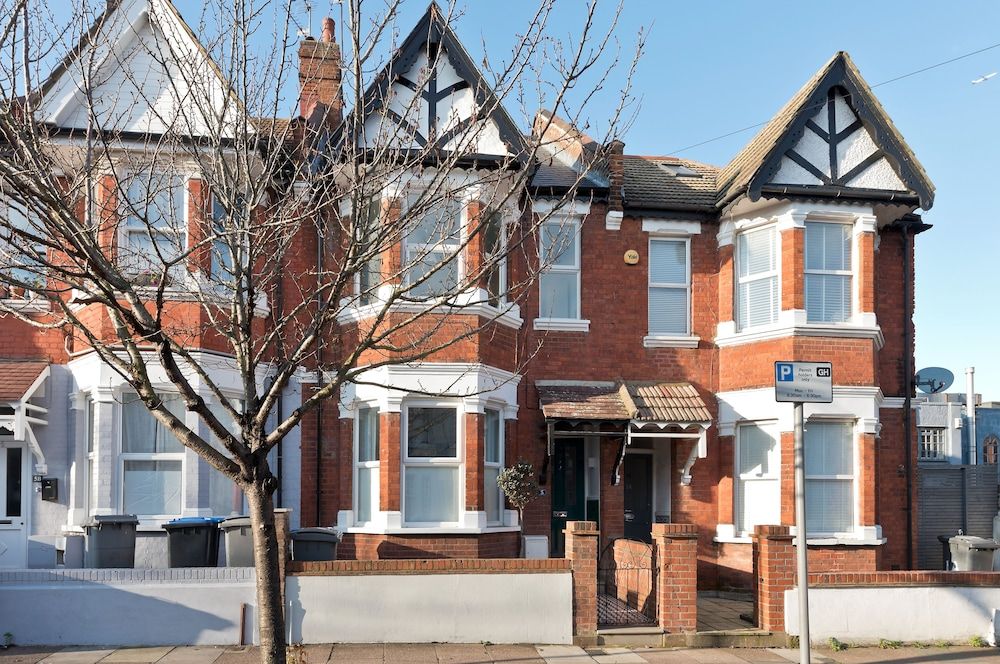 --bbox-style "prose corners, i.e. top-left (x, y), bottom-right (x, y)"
top-left (497, 460), bottom-right (541, 555)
